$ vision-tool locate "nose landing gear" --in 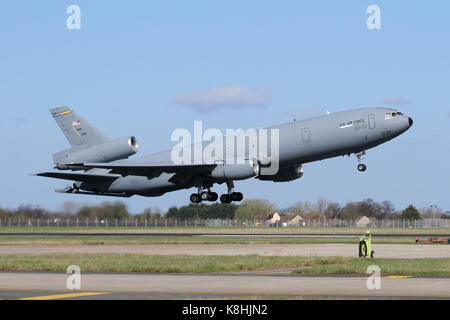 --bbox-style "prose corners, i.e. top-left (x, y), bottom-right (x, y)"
top-left (356, 151), bottom-right (367, 172)
top-left (357, 163), bottom-right (367, 172)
